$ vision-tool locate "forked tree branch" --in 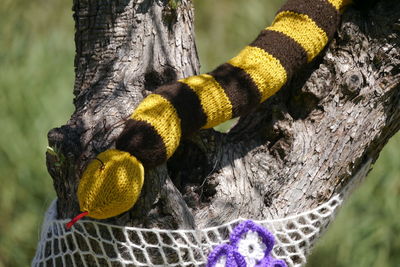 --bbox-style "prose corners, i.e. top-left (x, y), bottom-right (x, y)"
top-left (47, 0), bottom-right (399, 235)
